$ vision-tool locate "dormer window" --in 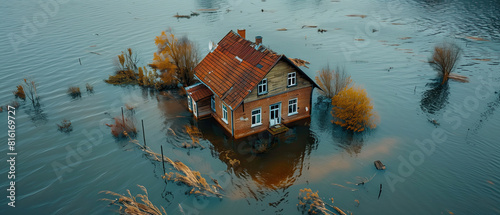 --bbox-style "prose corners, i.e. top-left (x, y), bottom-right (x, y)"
top-left (258, 78), bottom-right (268, 95)
top-left (287, 72), bottom-right (296, 87)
